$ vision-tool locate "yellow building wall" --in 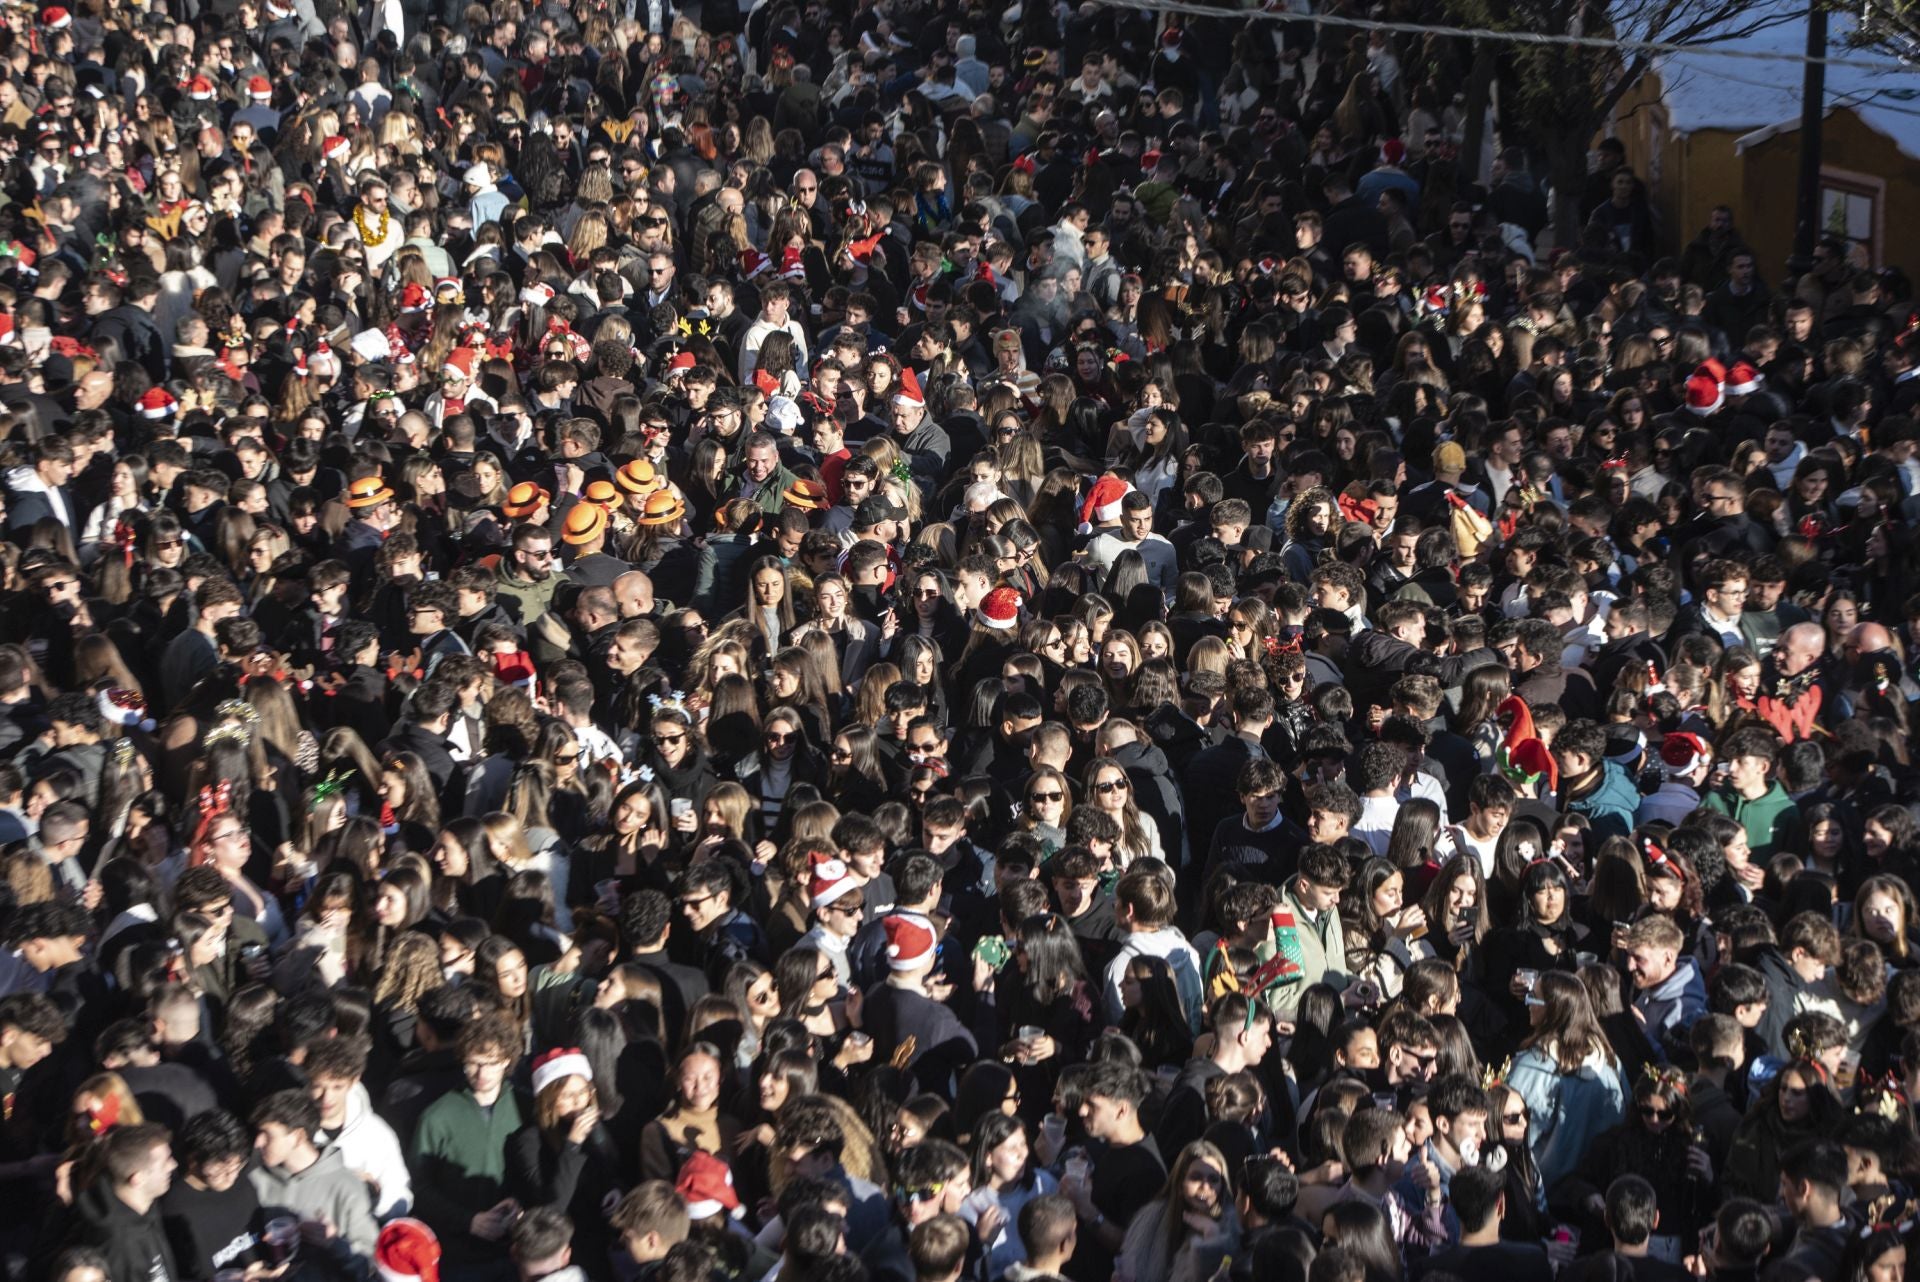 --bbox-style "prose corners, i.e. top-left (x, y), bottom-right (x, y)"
top-left (1612, 68), bottom-right (1920, 276)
